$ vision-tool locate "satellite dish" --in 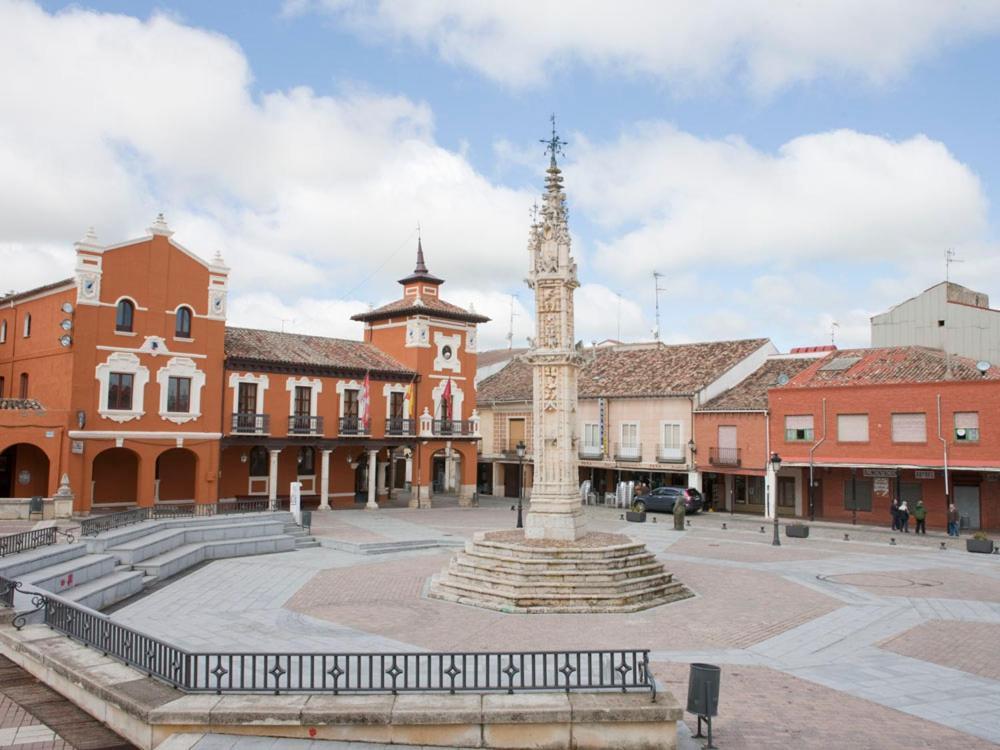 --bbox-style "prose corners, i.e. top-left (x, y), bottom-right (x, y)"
top-left (777, 373), bottom-right (790, 385)
top-left (977, 361), bottom-right (991, 375)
